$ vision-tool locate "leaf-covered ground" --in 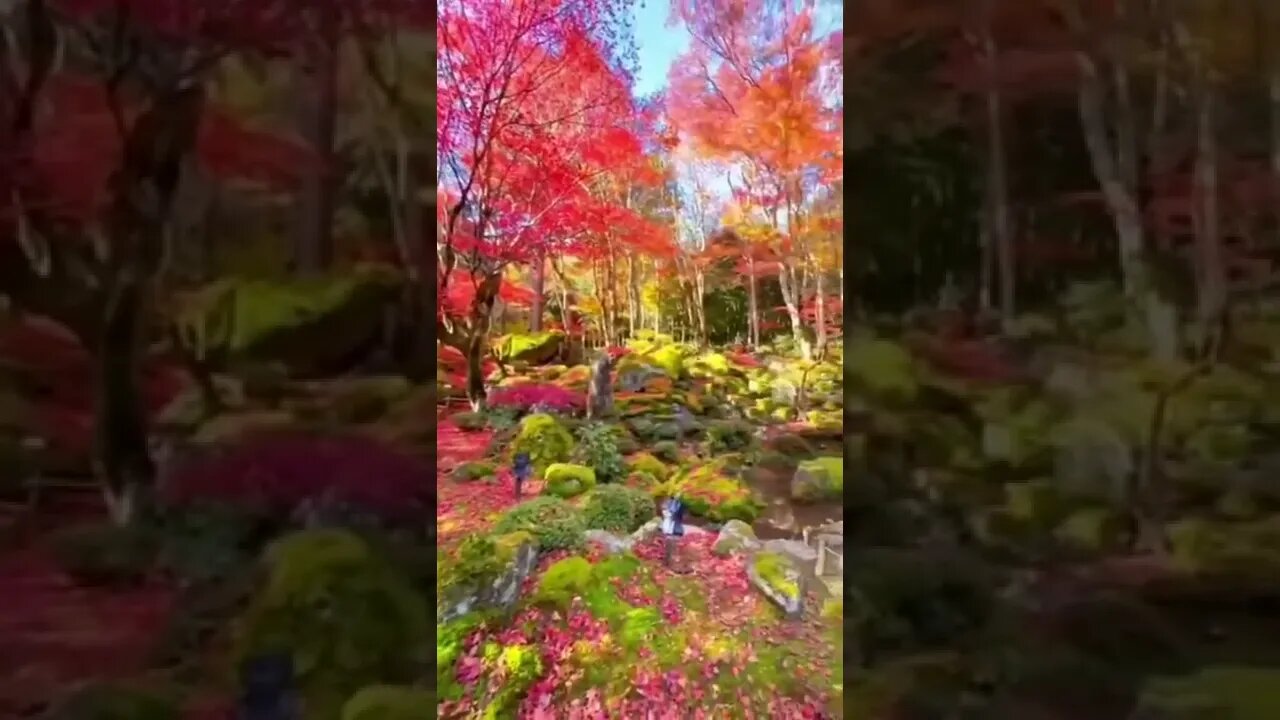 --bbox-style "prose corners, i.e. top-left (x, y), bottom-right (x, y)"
top-left (436, 417), bottom-right (838, 719)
